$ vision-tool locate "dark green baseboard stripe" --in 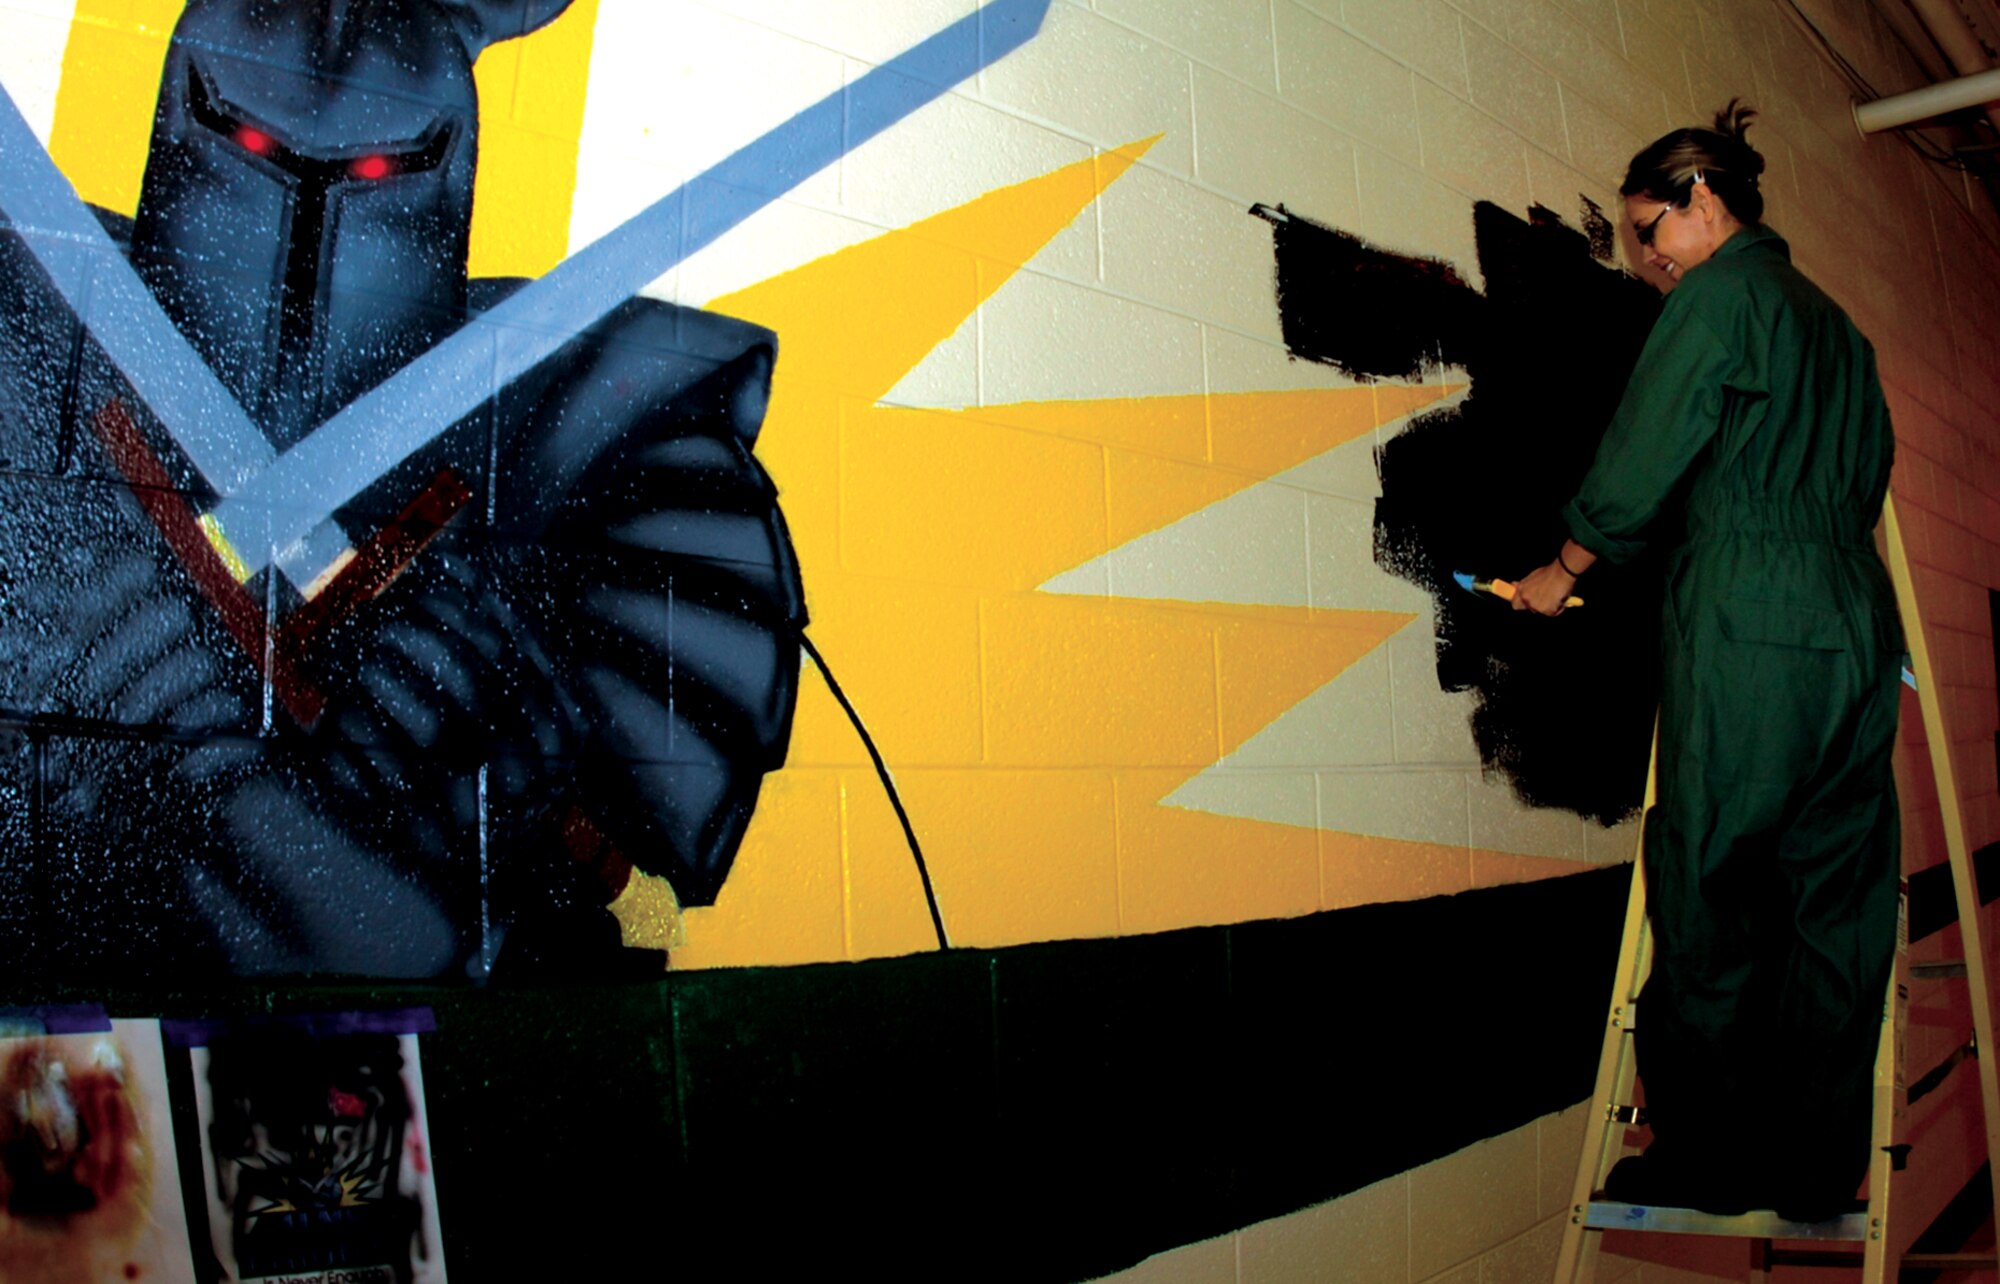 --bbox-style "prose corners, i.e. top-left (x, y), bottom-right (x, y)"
top-left (3, 864), bottom-right (1631, 1282)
